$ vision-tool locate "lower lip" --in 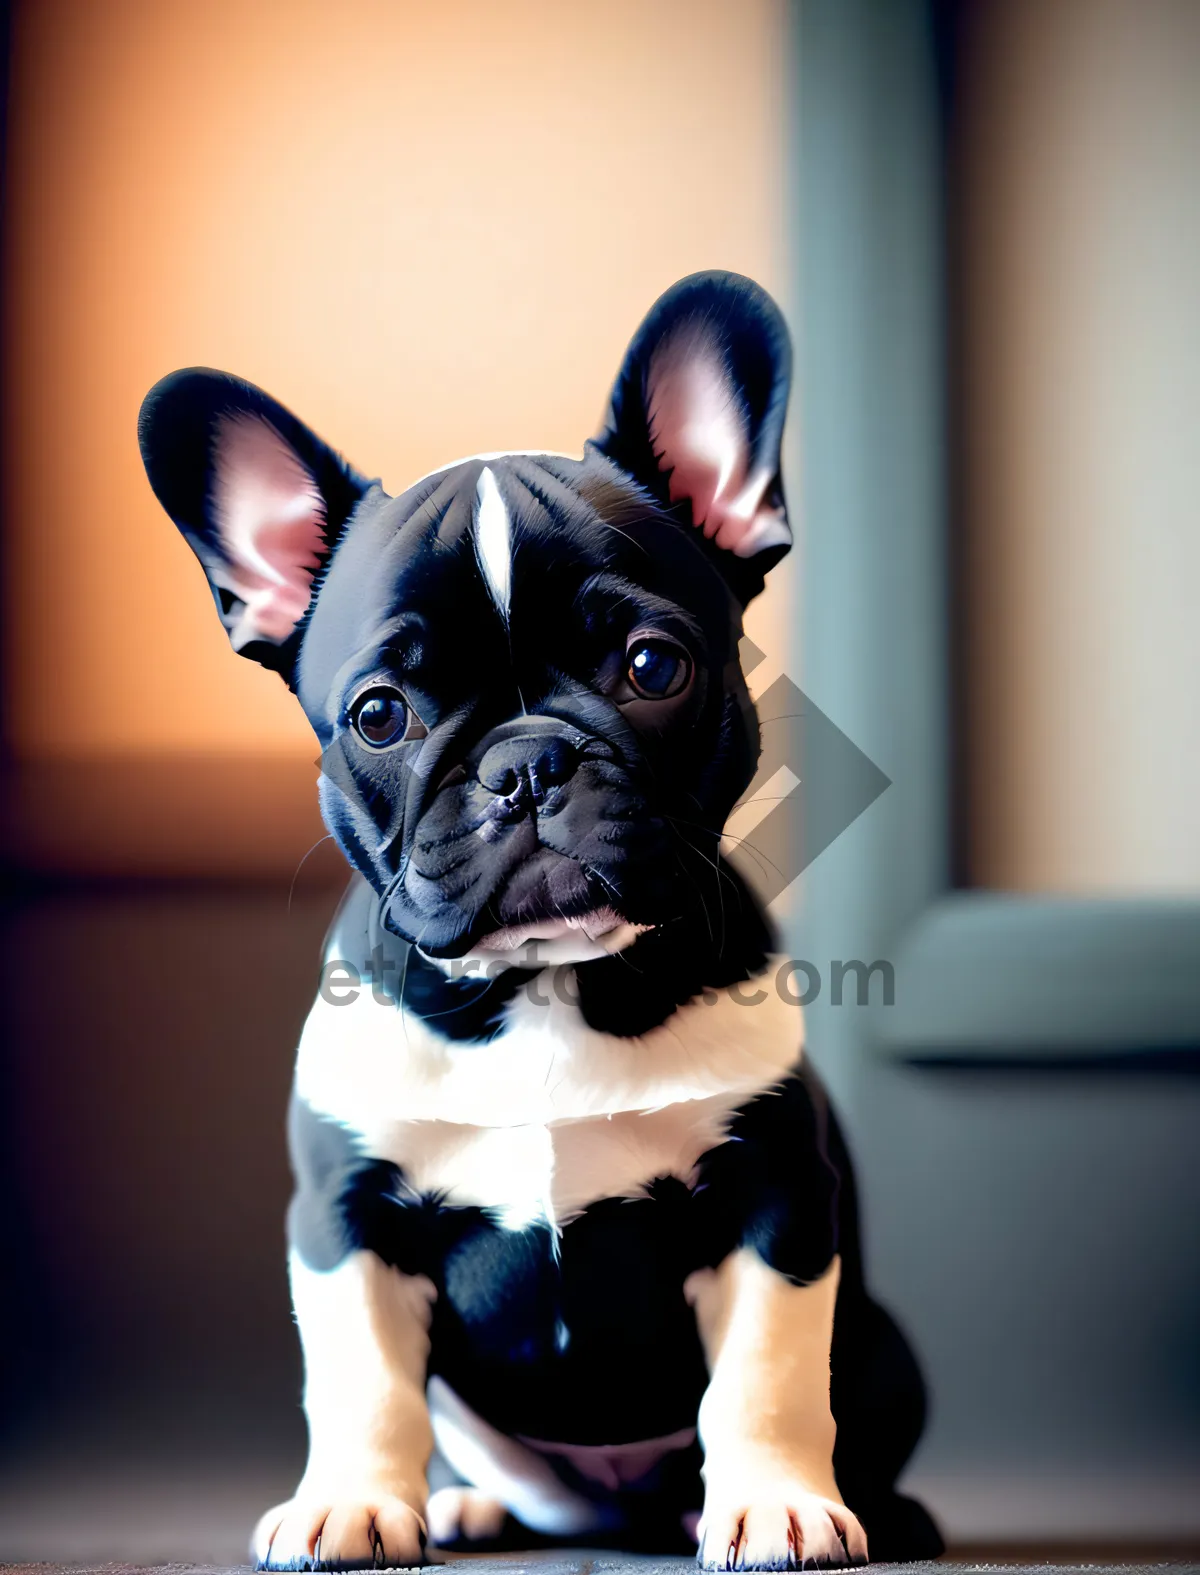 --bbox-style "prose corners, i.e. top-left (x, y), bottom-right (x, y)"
top-left (475, 905), bottom-right (635, 953)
